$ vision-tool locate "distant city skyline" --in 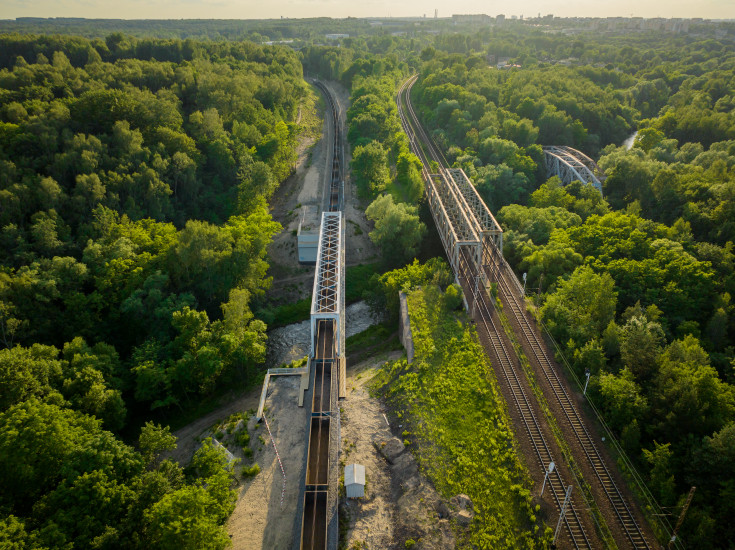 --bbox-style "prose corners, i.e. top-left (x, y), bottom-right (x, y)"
top-left (1, 0), bottom-right (733, 21)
